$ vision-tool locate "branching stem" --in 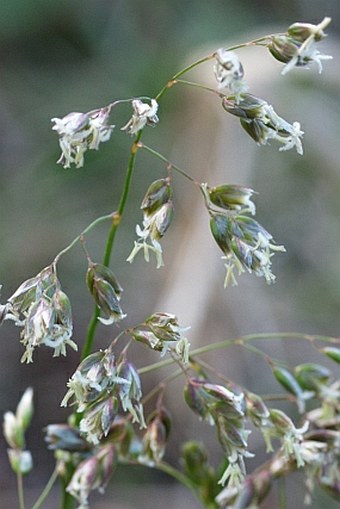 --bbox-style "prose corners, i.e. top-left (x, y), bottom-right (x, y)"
top-left (139, 332), bottom-right (340, 375)
top-left (155, 54), bottom-right (215, 101)
top-left (53, 213), bottom-right (114, 265)
top-left (157, 461), bottom-right (199, 499)
top-left (175, 78), bottom-right (223, 97)
top-left (139, 143), bottom-right (198, 184)
top-left (81, 132), bottom-right (143, 360)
